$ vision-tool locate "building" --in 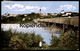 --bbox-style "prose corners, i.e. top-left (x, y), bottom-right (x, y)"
top-left (60, 10), bottom-right (73, 16)
top-left (62, 12), bottom-right (73, 16)
top-left (9, 14), bottom-right (18, 17)
top-left (40, 9), bottom-right (42, 15)
top-left (41, 13), bottom-right (47, 16)
top-left (65, 12), bottom-right (72, 15)
top-left (51, 13), bottom-right (58, 16)
top-left (60, 10), bottom-right (65, 14)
